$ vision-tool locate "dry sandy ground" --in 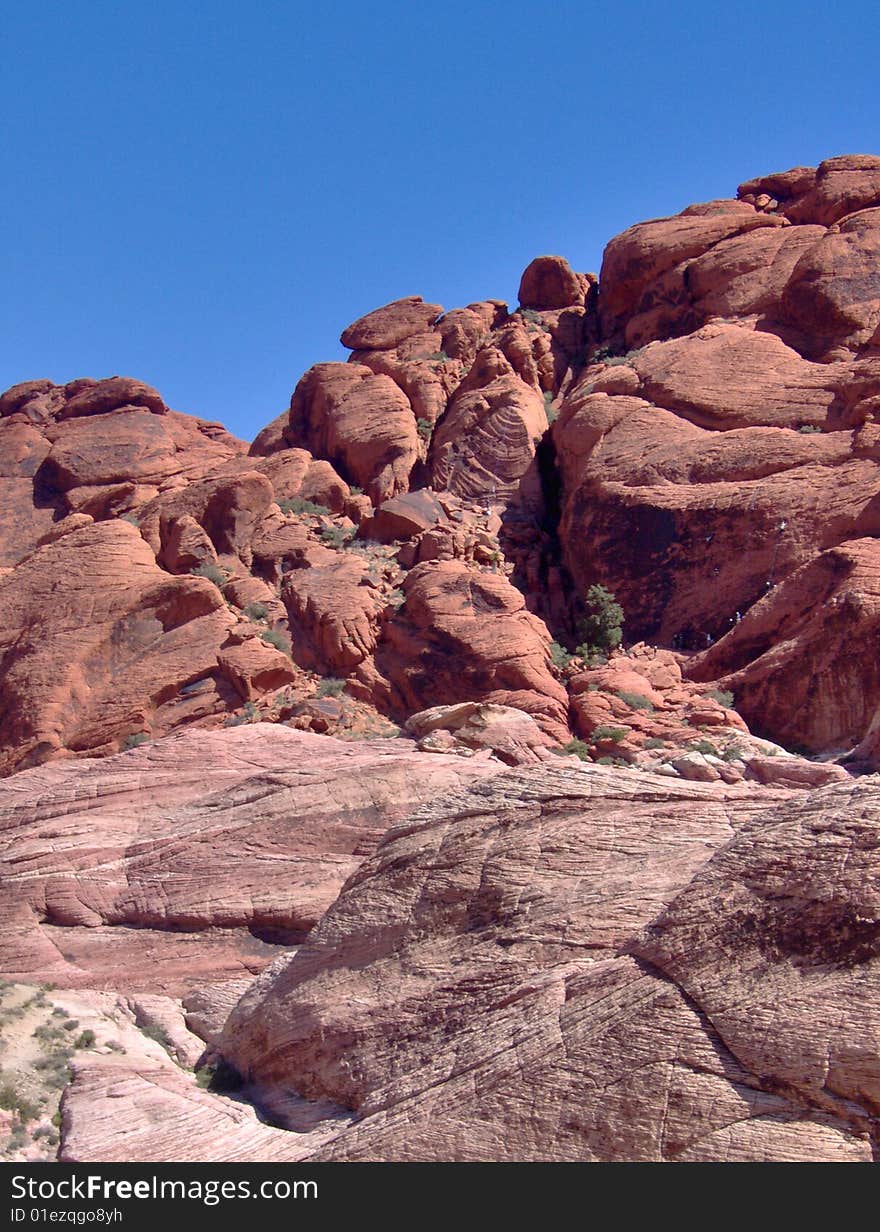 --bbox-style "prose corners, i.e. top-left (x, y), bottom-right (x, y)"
top-left (0, 979), bottom-right (227, 1161)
